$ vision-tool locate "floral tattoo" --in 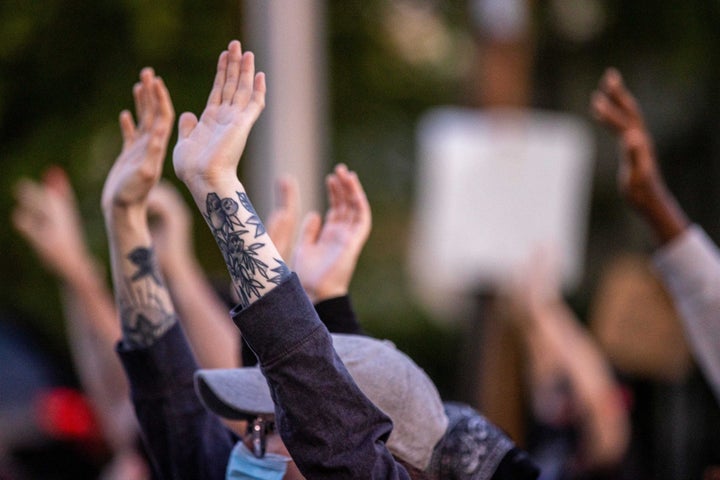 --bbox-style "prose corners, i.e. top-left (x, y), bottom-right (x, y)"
top-left (204, 192), bottom-right (289, 307)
